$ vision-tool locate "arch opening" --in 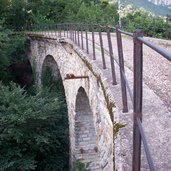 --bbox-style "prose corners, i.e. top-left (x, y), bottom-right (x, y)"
top-left (41, 55), bottom-right (64, 93)
top-left (41, 55), bottom-right (69, 170)
top-left (9, 59), bottom-right (33, 89)
top-left (75, 87), bottom-right (99, 169)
